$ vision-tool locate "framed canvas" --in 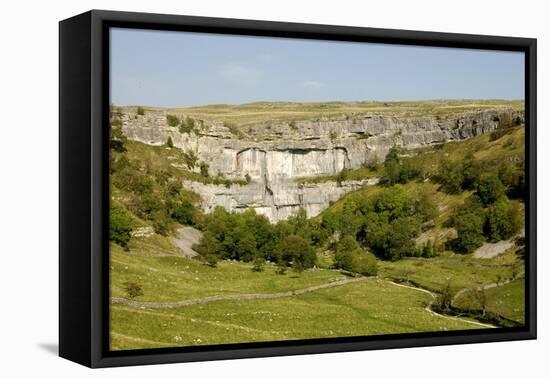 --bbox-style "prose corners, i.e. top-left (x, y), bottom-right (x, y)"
top-left (59, 10), bottom-right (537, 368)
